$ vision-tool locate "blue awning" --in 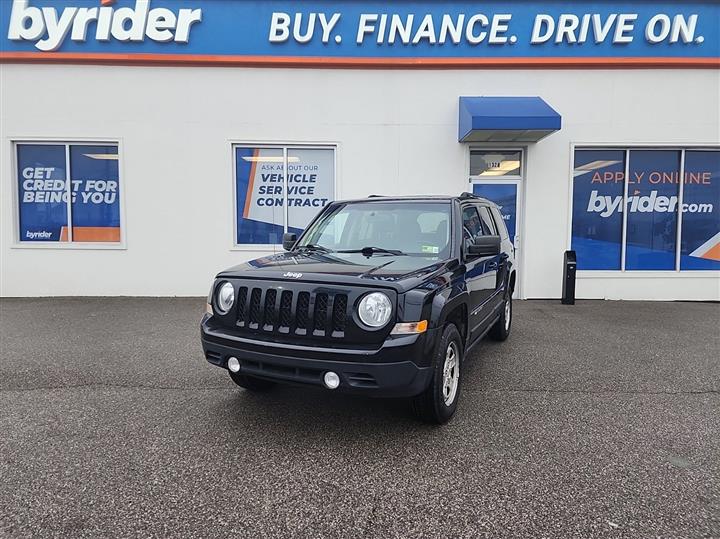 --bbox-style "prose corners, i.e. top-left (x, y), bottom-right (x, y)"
top-left (459, 96), bottom-right (561, 143)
